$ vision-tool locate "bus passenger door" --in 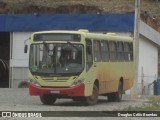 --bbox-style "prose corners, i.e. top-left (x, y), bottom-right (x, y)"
top-left (85, 39), bottom-right (96, 96)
